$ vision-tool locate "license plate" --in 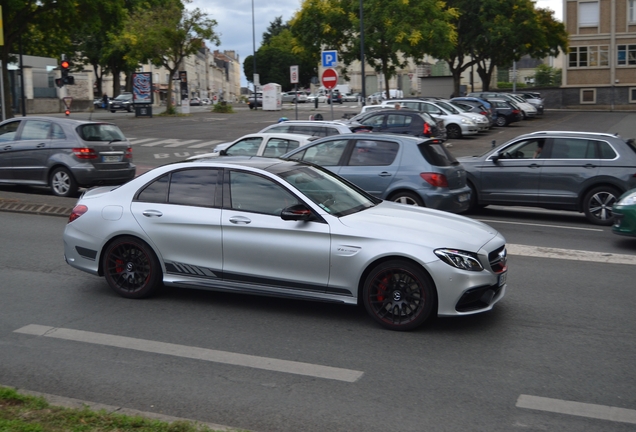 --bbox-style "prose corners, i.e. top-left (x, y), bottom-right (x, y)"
top-left (498, 272), bottom-right (507, 287)
top-left (458, 193), bottom-right (469, 203)
top-left (102, 155), bottom-right (122, 162)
